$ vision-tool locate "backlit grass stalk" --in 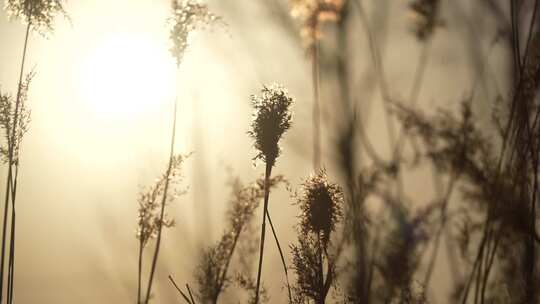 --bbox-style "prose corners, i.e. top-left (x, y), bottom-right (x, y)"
top-left (143, 100), bottom-right (178, 304)
top-left (264, 209), bottom-right (292, 302)
top-left (311, 41), bottom-right (321, 169)
top-left (289, 0), bottom-right (345, 169)
top-left (0, 23), bottom-right (29, 304)
top-left (136, 149), bottom-right (185, 304)
top-left (248, 85), bottom-right (293, 303)
top-left (2, 2), bottom-right (67, 302)
top-left (136, 2), bottom-right (222, 302)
